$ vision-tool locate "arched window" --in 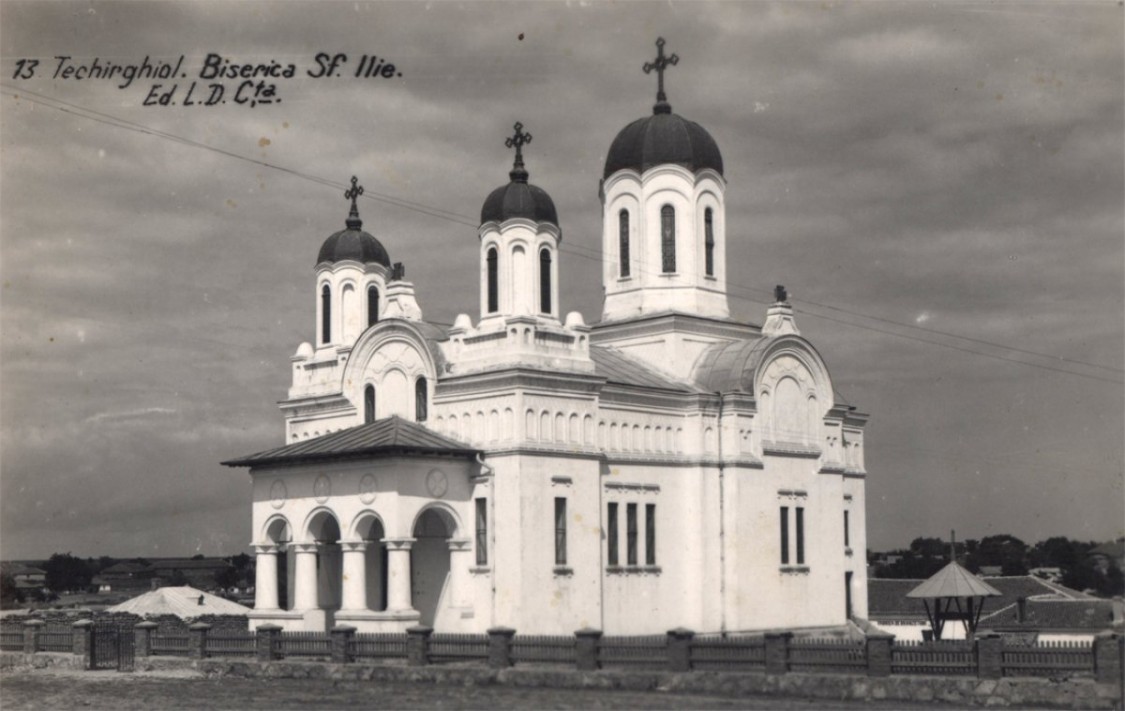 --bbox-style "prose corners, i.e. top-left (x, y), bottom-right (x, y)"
top-left (415, 377), bottom-right (428, 422)
top-left (704, 208), bottom-right (715, 277)
top-left (661, 205), bottom-right (676, 273)
top-left (539, 248), bottom-right (552, 314)
top-left (364, 385), bottom-right (375, 424)
top-left (367, 285), bottom-right (379, 327)
top-left (486, 247), bottom-right (499, 313)
top-left (618, 210), bottom-right (630, 278)
top-left (321, 284), bottom-right (332, 344)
